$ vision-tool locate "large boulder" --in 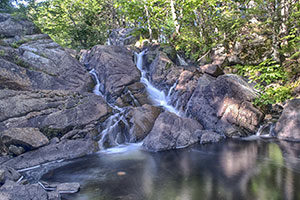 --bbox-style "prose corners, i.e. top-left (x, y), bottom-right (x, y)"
top-left (274, 99), bottom-right (300, 141)
top-left (0, 90), bottom-right (111, 144)
top-left (142, 111), bottom-right (203, 151)
top-left (126, 104), bottom-right (161, 142)
top-left (1, 128), bottom-right (49, 152)
top-left (186, 74), bottom-right (264, 137)
top-left (168, 69), bottom-right (202, 112)
top-left (0, 14), bottom-right (91, 92)
top-left (81, 45), bottom-right (141, 103)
